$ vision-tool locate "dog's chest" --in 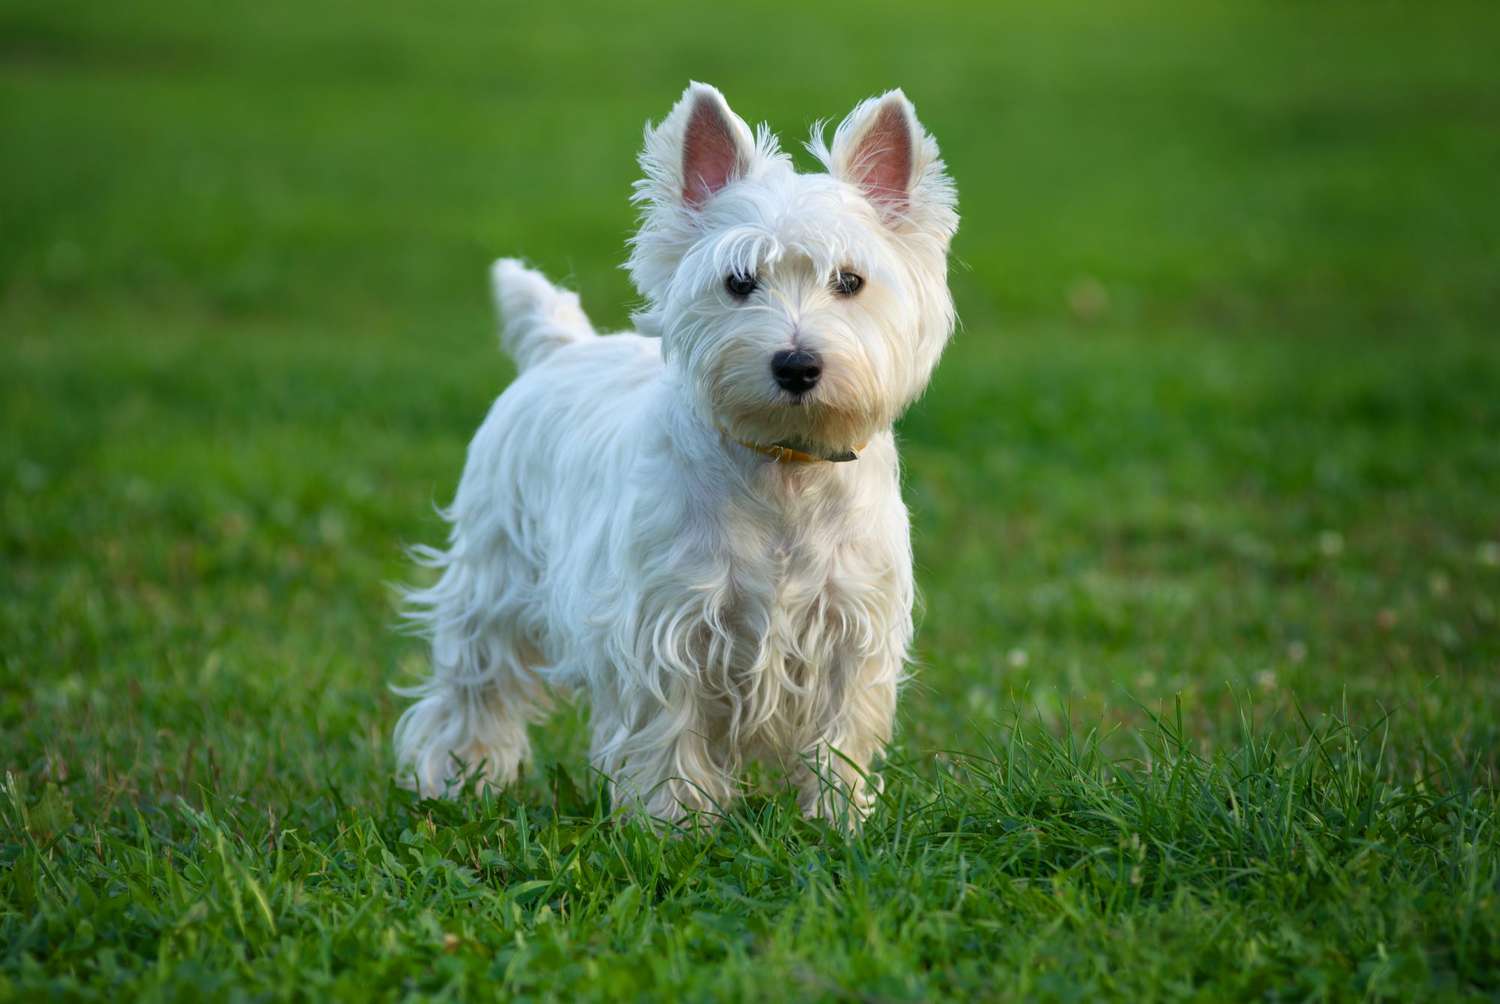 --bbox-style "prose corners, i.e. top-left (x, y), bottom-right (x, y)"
top-left (736, 541), bottom-right (837, 647)
top-left (708, 504), bottom-right (895, 701)
top-left (621, 461), bottom-right (909, 746)
top-left (711, 474), bottom-right (903, 648)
